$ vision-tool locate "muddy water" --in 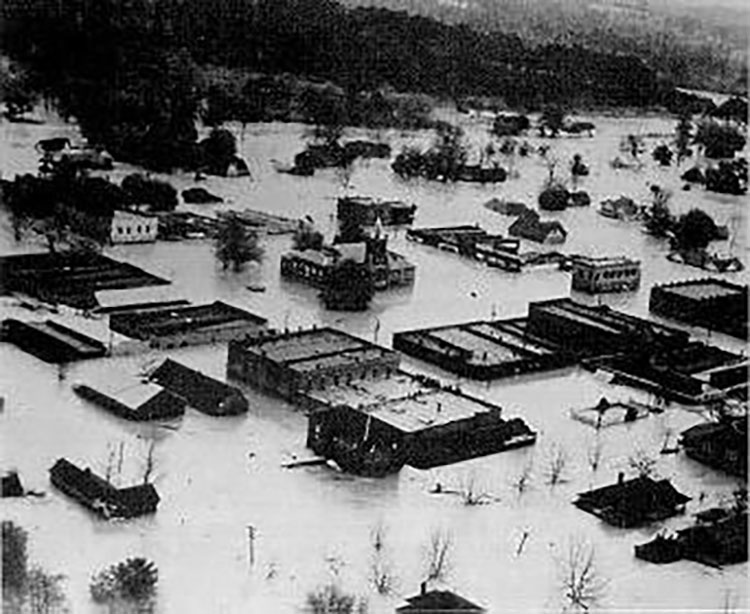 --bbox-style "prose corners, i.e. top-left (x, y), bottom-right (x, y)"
top-left (0, 111), bottom-right (747, 613)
